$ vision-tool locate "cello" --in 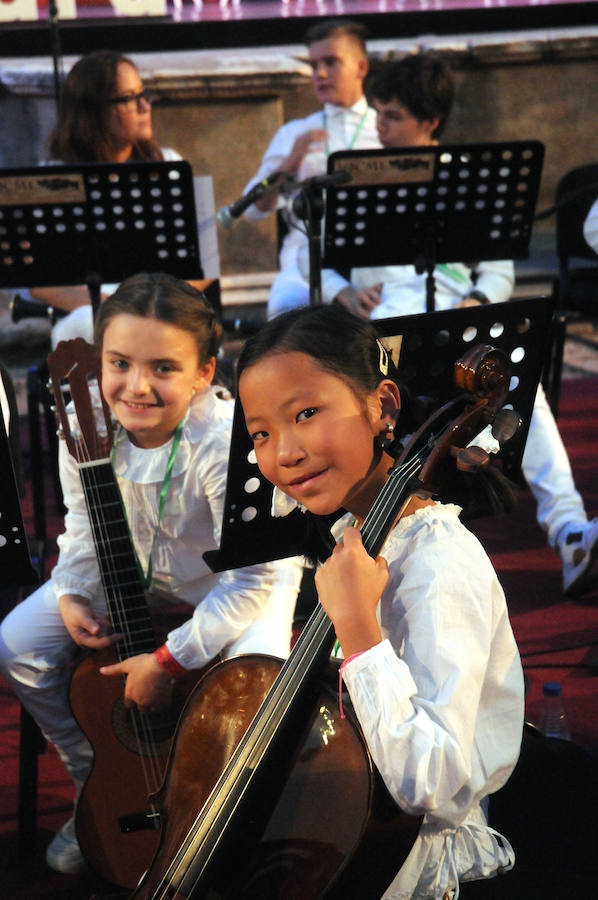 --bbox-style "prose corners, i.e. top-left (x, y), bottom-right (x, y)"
top-left (129, 343), bottom-right (520, 900)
